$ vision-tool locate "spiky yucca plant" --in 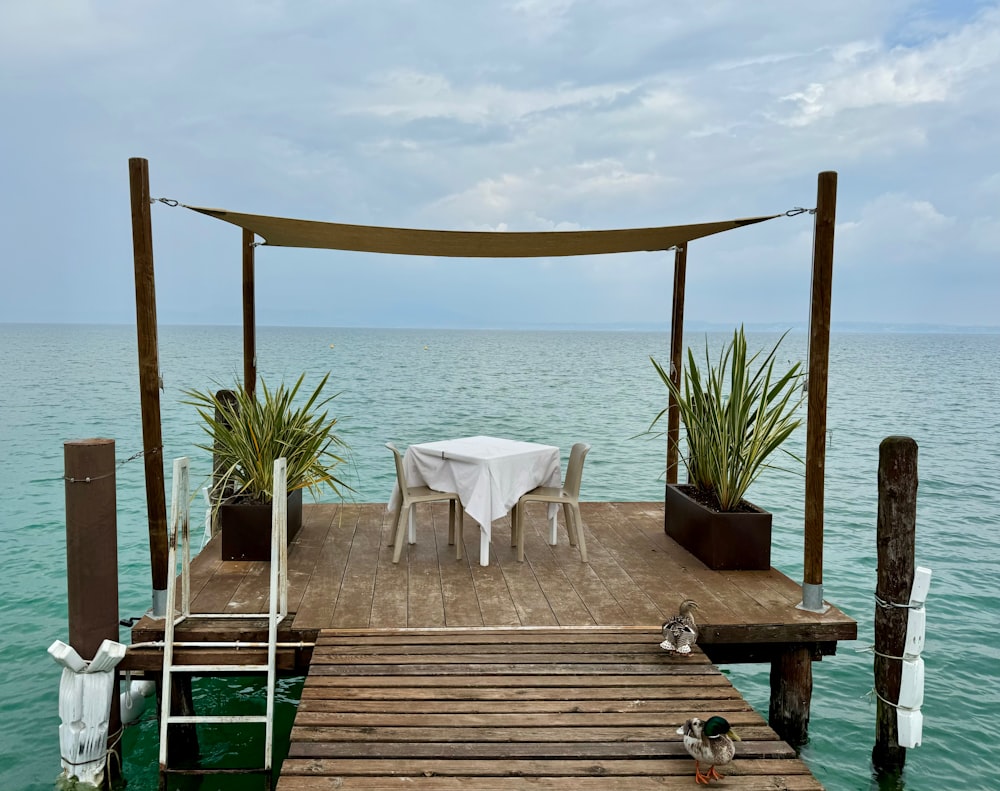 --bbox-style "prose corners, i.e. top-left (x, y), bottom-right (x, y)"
top-left (184, 372), bottom-right (351, 504)
top-left (649, 327), bottom-right (805, 512)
